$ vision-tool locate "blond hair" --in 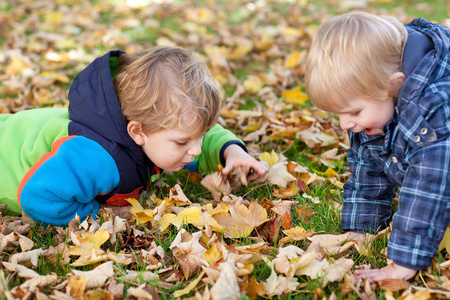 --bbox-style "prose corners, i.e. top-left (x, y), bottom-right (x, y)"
top-left (305, 11), bottom-right (408, 112)
top-left (114, 46), bottom-right (221, 136)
